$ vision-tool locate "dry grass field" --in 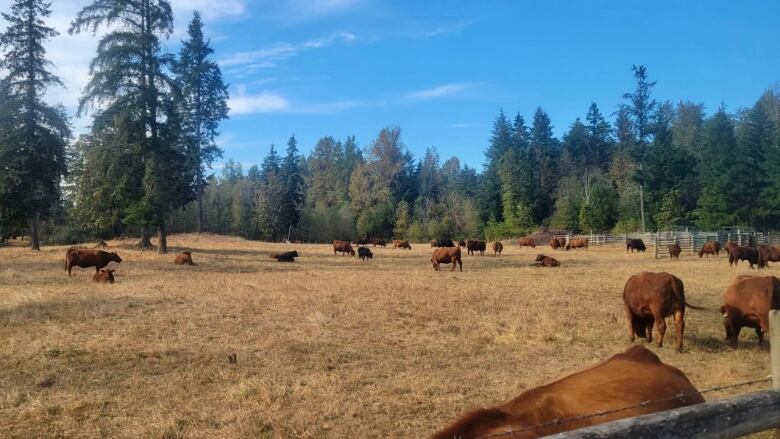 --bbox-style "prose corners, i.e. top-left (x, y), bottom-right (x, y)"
top-left (0, 234), bottom-right (776, 438)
